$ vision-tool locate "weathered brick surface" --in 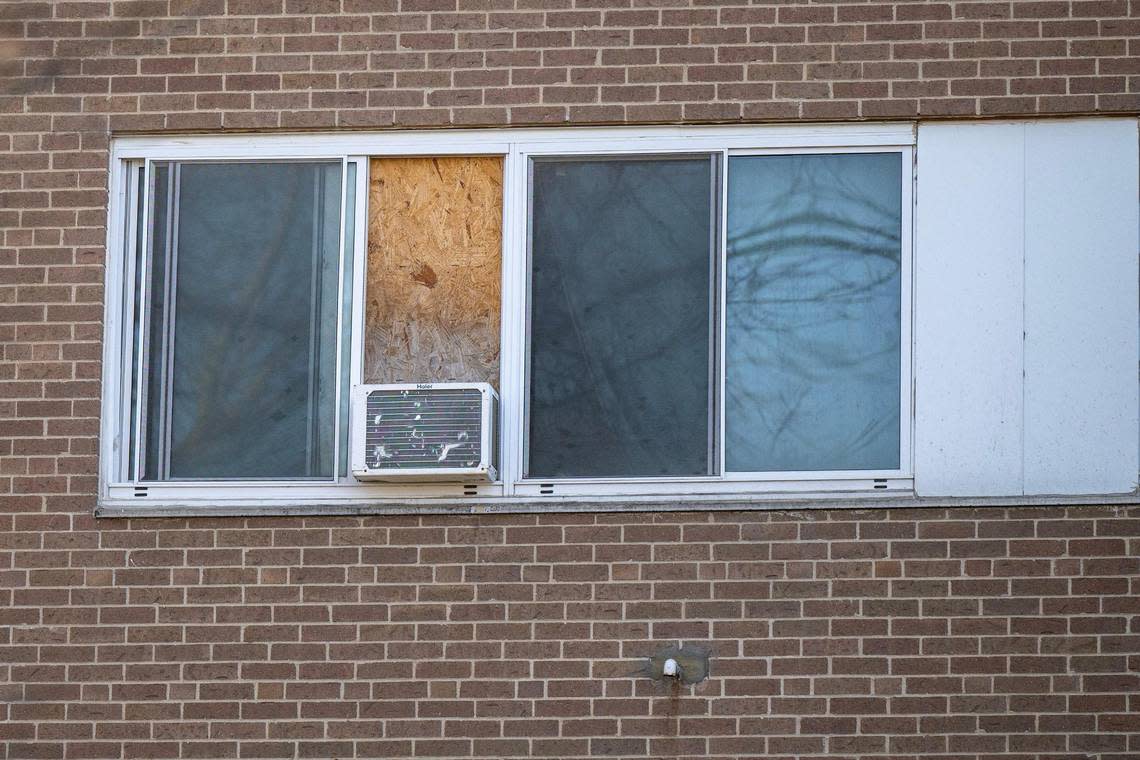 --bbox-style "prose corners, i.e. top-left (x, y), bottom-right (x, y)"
top-left (0, 507), bottom-right (1138, 758)
top-left (3, 1), bottom-right (1140, 758)
top-left (0, 0), bottom-right (1138, 134)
